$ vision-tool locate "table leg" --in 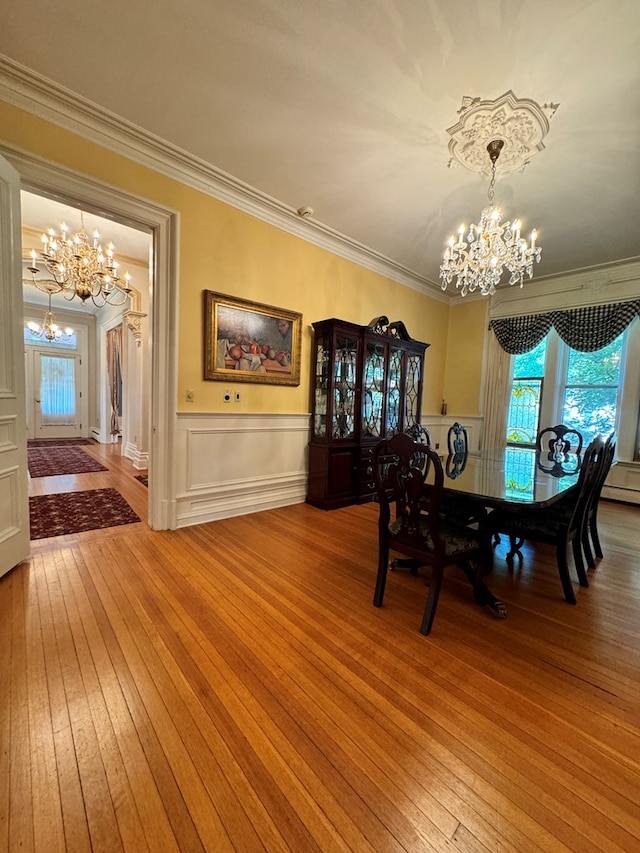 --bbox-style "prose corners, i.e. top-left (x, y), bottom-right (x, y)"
top-left (463, 562), bottom-right (508, 619)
